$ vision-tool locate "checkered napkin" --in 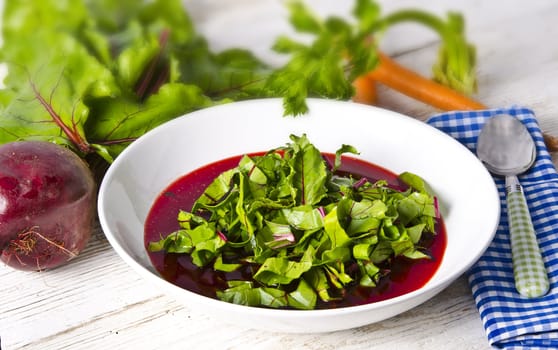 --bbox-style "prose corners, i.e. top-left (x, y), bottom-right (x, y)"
top-left (426, 107), bottom-right (558, 349)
